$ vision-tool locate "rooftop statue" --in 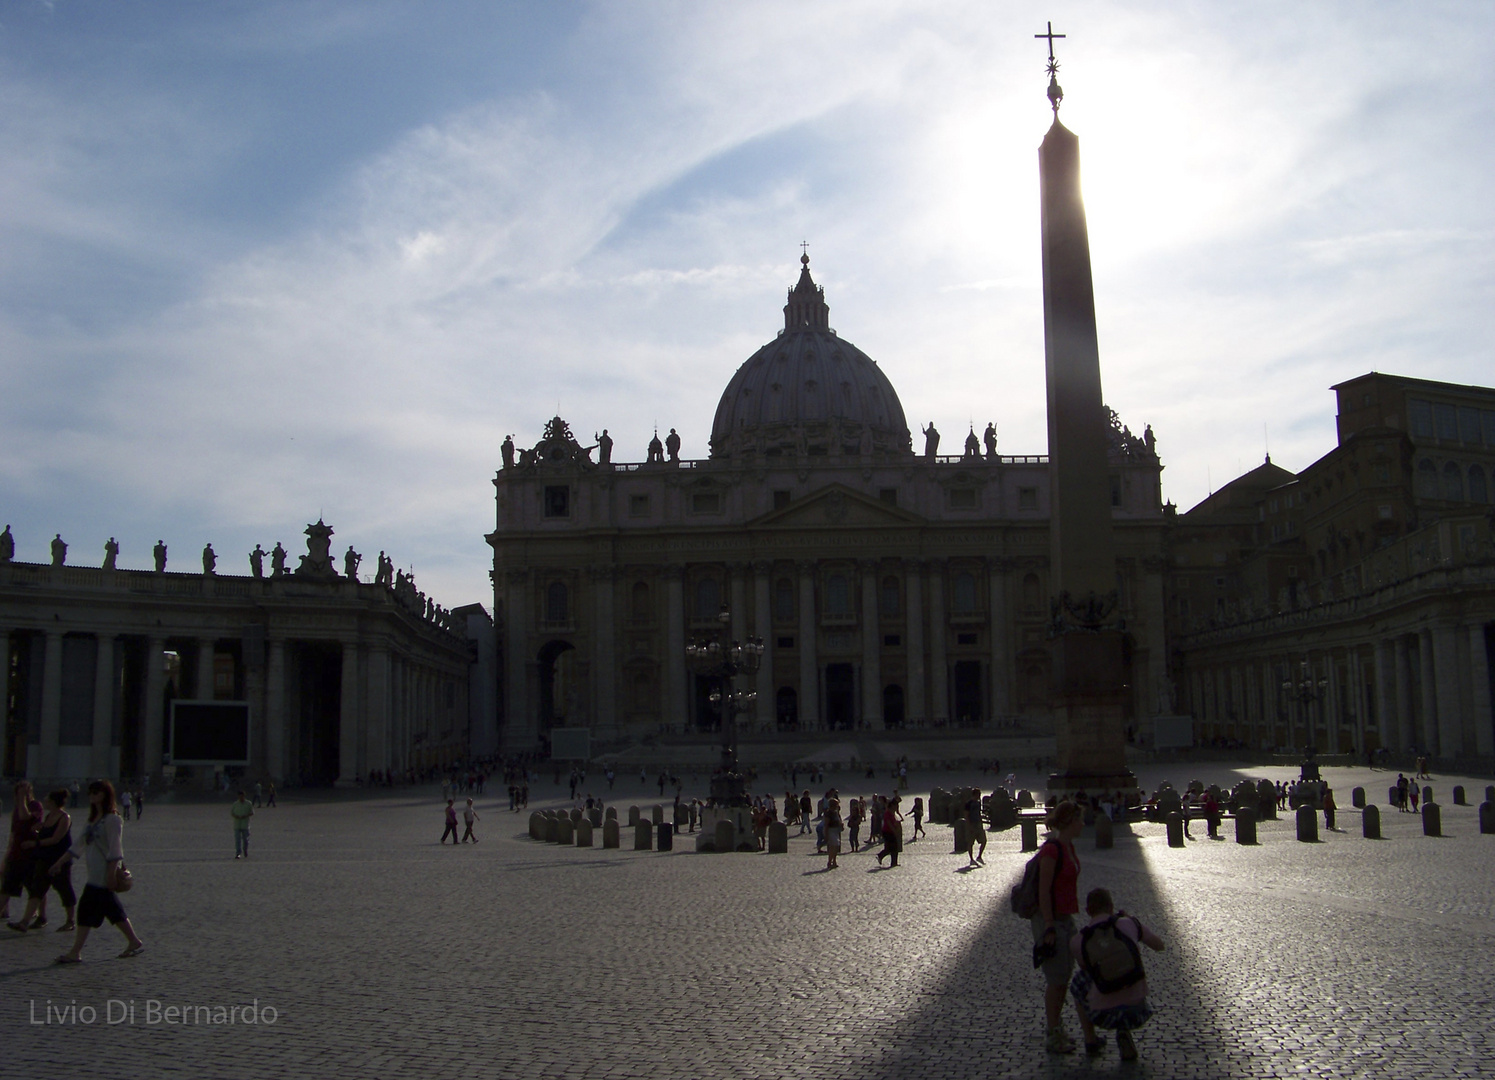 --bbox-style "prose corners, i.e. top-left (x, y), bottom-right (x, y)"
top-left (595, 429), bottom-right (612, 465)
top-left (103, 537), bottom-right (119, 570)
top-left (375, 551), bottom-right (393, 587)
top-left (153, 540), bottom-right (167, 573)
top-left (0, 524), bottom-right (13, 563)
top-left (921, 422), bottom-right (940, 459)
top-left (984, 422), bottom-right (998, 459)
top-left (270, 542), bottom-right (287, 577)
top-left (295, 519), bottom-right (339, 579)
top-left (665, 428), bottom-right (681, 463)
top-left (202, 543), bottom-right (217, 575)
top-left (250, 544), bottom-right (265, 579)
top-left (51, 534), bottom-right (67, 567)
top-left (344, 545), bottom-right (362, 581)
top-left (501, 434), bottom-right (515, 470)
